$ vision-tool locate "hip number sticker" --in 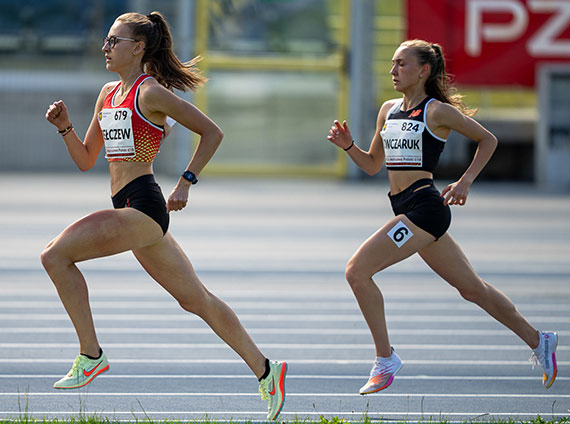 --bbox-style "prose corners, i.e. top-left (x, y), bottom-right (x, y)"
top-left (387, 220), bottom-right (413, 248)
